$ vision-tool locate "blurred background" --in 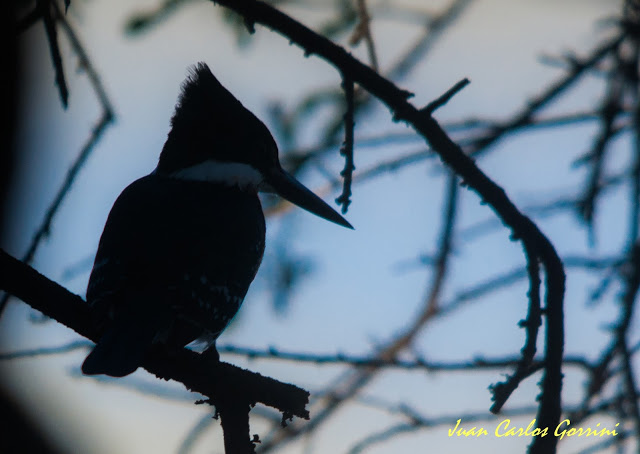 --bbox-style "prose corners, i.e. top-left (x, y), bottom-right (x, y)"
top-left (2, 0), bottom-right (637, 453)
